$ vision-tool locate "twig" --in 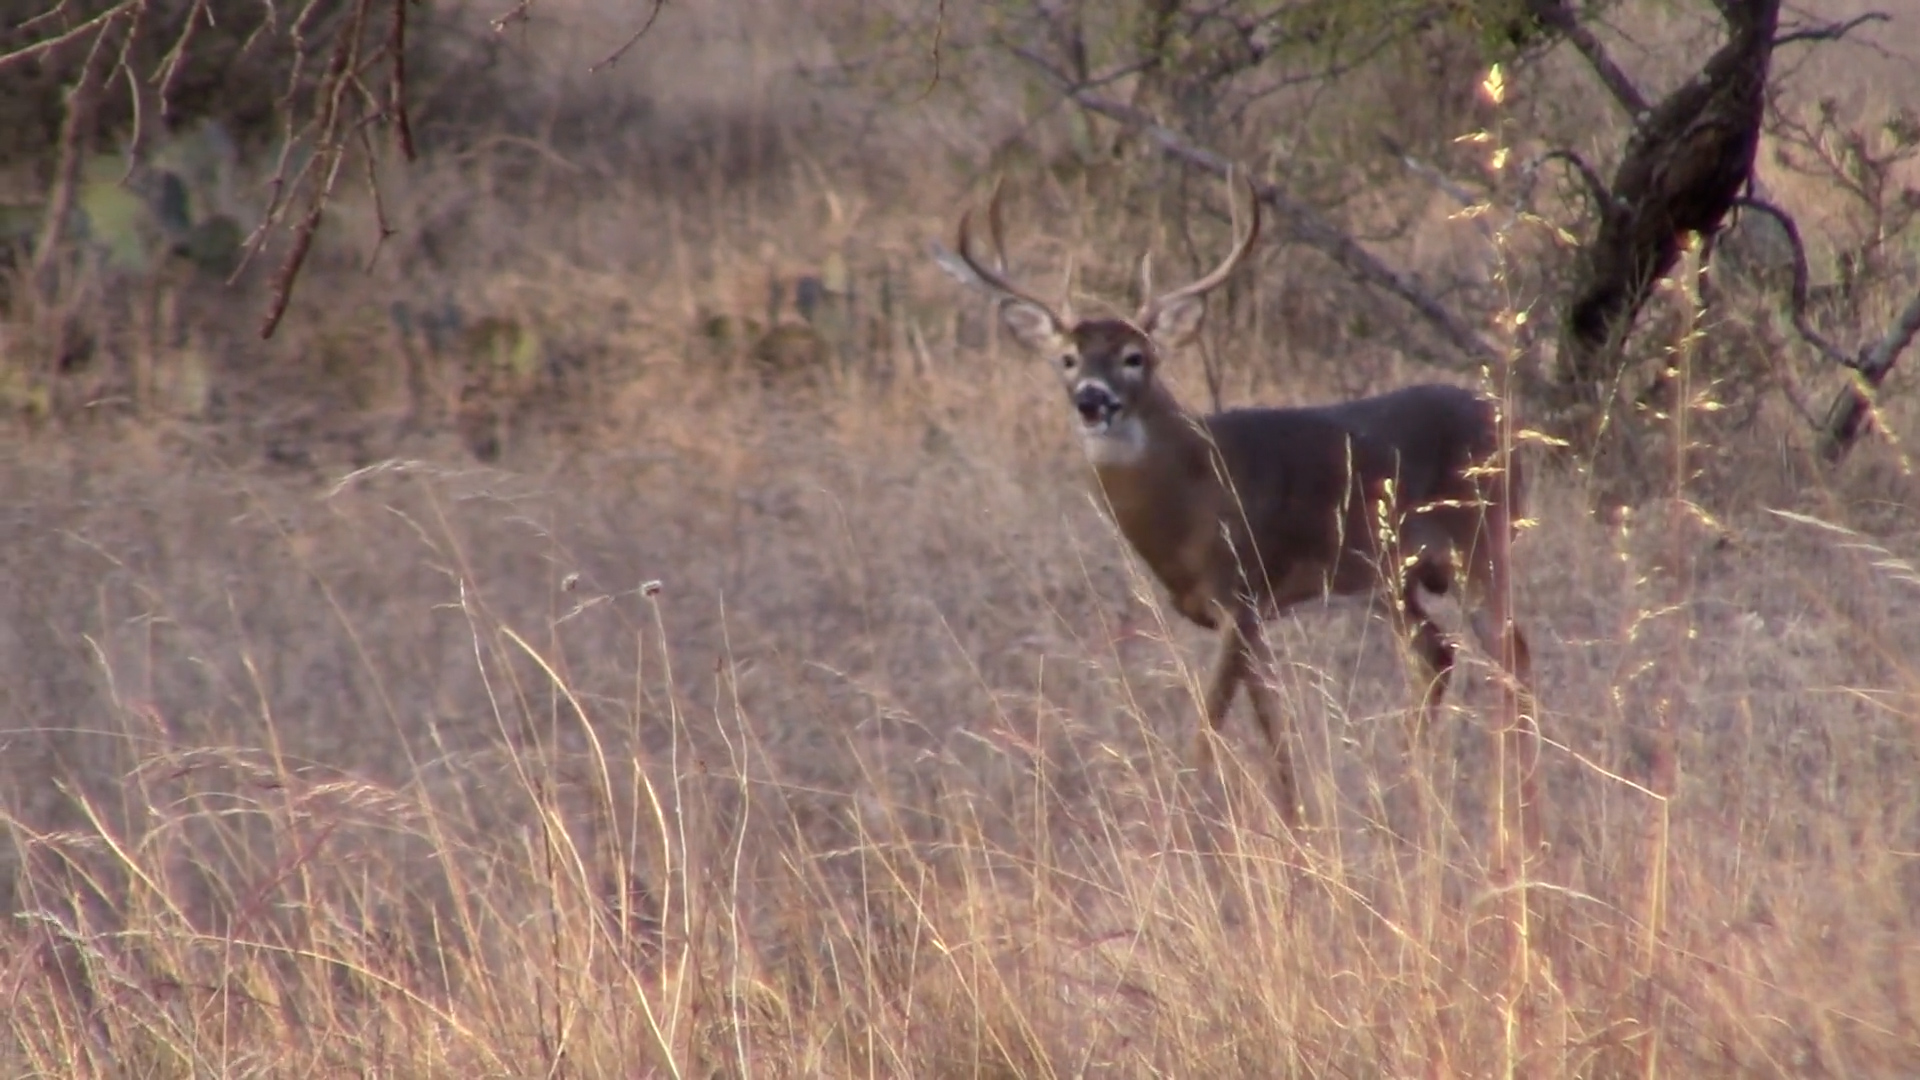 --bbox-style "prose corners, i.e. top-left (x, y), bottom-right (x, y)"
top-left (111, 2), bottom-right (145, 181)
top-left (29, 12), bottom-right (121, 299)
top-left (358, 123), bottom-right (394, 271)
top-left (13, 0), bottom-right (78, 39)
top-left (1757, 323), bottom-right (1824, 429)
top-left (259, 0), bottom-right (374, 338)
top-left (1731, 197), bottom-right (1854, 368)
top-left (154, 0), bottom-right (212, 118)
top-left (1012, 47), bottom-right (1502, 369)
top-left (914, 0), bottom-right (947, 103)
top-left (389, 0), bottom-right (416, 161)
top-left (587, 0), bottom-right (667, 73)
top-left (1524, 148), bottom-right (1610, 212)
top-left (1775, 12), bottom-right (1889, 46)
top-left (1379, 135), bottom-right (1488, 219)
top-left (0, 0), bottom-right (138, 74)
top-left (491, 0), bottom-right (534, 33)
top-left (259, 203), bottom-right (323, 340)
